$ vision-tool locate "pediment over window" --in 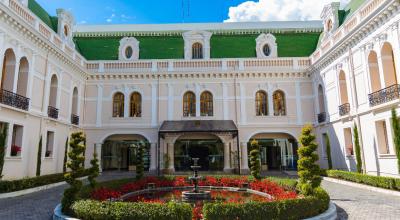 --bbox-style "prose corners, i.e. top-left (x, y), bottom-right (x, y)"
top-left (256, 33), bottom-right (277, 58)
top-left (119, 37), bottom-right (140, 61)
top-left (183, 30), bottom-right (212, 60)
